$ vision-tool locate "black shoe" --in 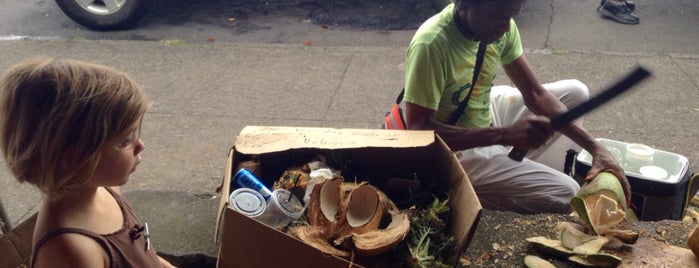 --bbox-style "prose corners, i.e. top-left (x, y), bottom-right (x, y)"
top-left (598, 1), bottom-right (639, 25)
top-left (600, 0), bottom-right (635, 12)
